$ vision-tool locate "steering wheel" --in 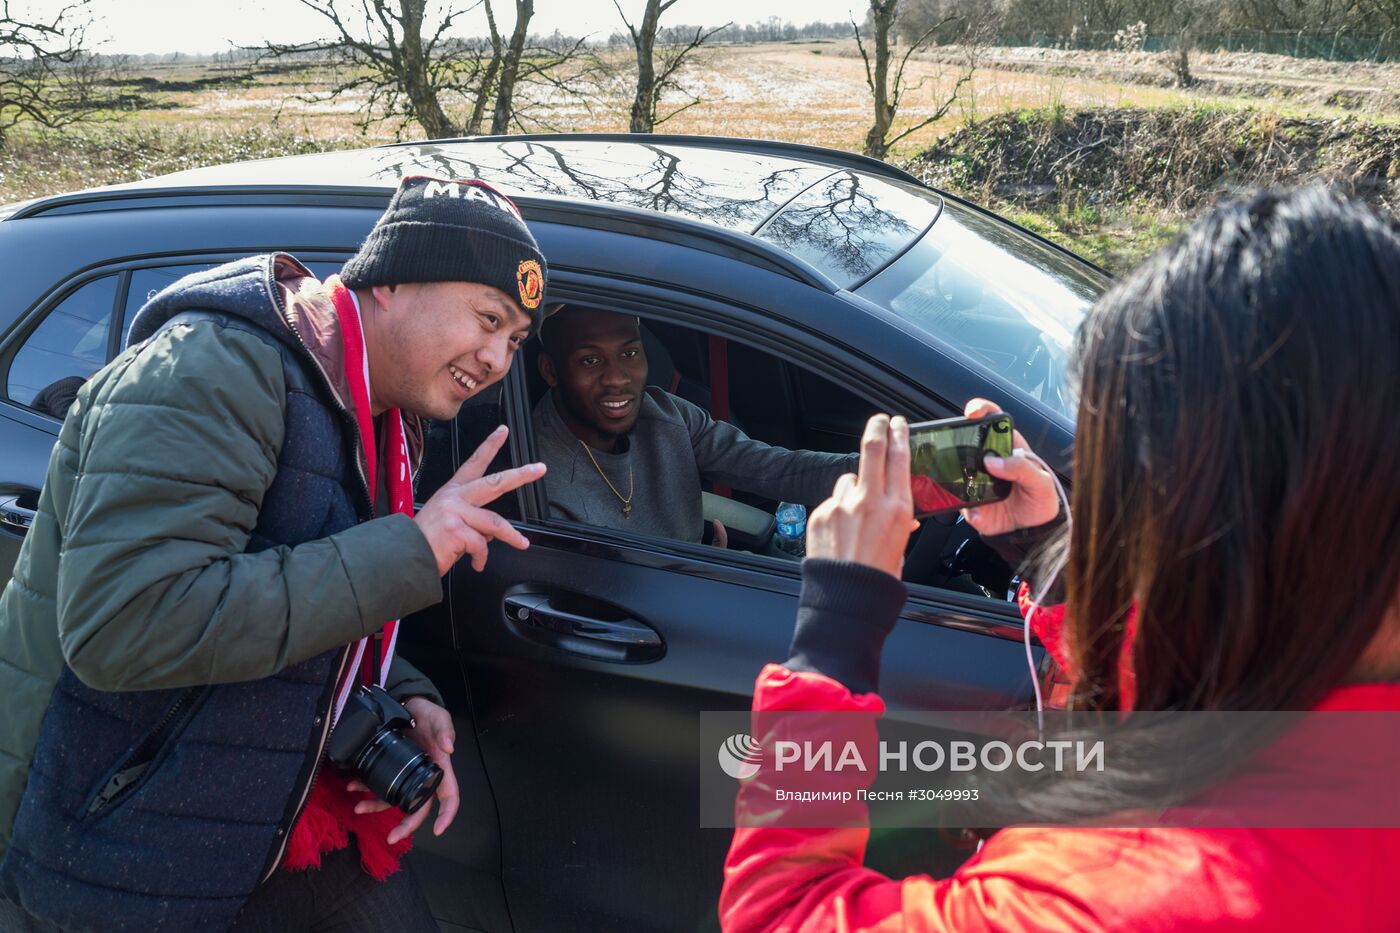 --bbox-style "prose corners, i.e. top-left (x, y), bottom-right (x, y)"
top-left (1014, 334), bottom-right (1069, 411)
